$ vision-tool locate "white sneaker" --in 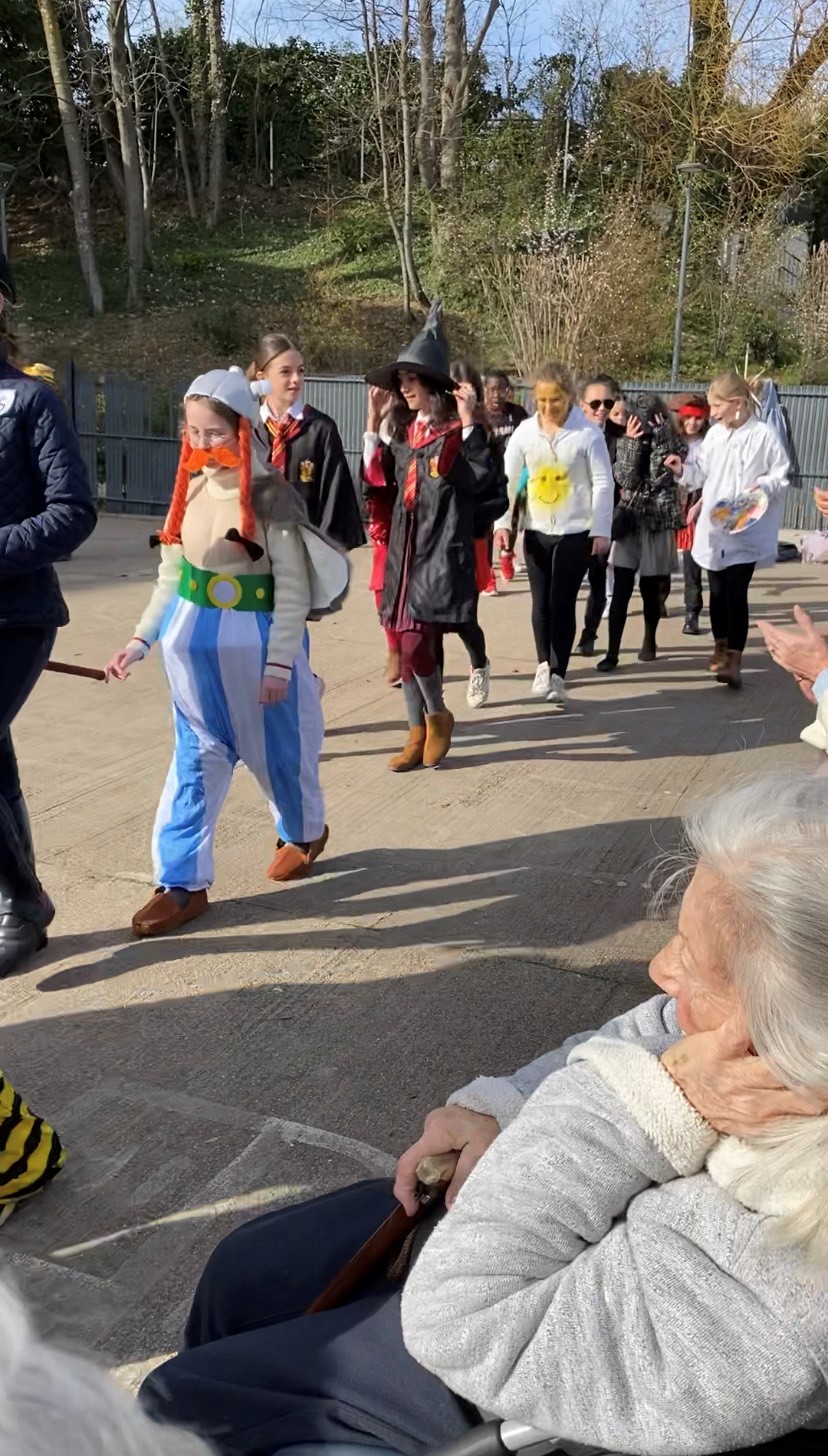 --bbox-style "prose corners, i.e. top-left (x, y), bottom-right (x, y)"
top-left (515, 562), bottom-right (528, 578)
top-left (314, 674), bottom-right (326, 700)
top-left (531, 662), bottom-right (551, 696)
top-left (546, 673), bottom-right (568, 709)
top-left (467, 660), bottom-right (491, 708)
